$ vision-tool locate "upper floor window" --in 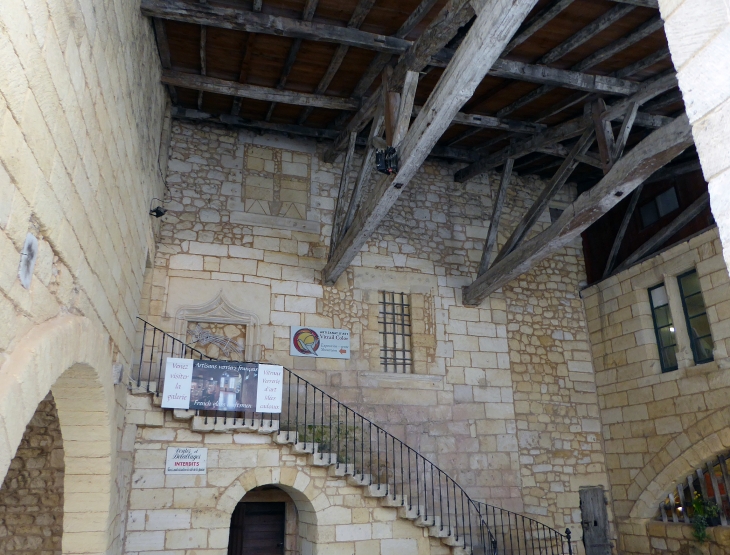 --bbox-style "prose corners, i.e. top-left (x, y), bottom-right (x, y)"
top-left (640, 187), bottom-right (679, 228)
top-left (678, 269), bottom-right (714, 365)
top-left (378, 291), bottom-right (412, 373)
top-left (649, 283), bottom-right (678, 372)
